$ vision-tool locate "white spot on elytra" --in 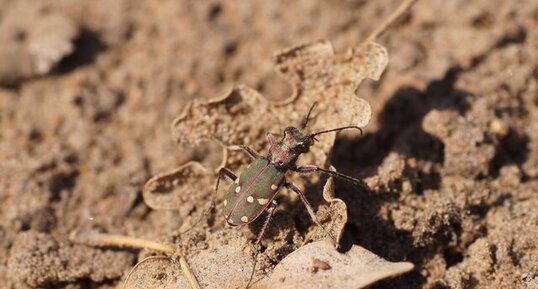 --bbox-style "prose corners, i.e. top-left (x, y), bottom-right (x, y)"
top-left (257, 198), bottom-right (269, 205)
top-left (241, 216), bottom-right (248, 222)
top-left (223, 199), bottom-right (228, 207)
top-left (235, 186), bottom-right (241, 193)
top-left (271, 184), bottom-right (278, 190)
top-left (247, 196), bottom-right (254, 203)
